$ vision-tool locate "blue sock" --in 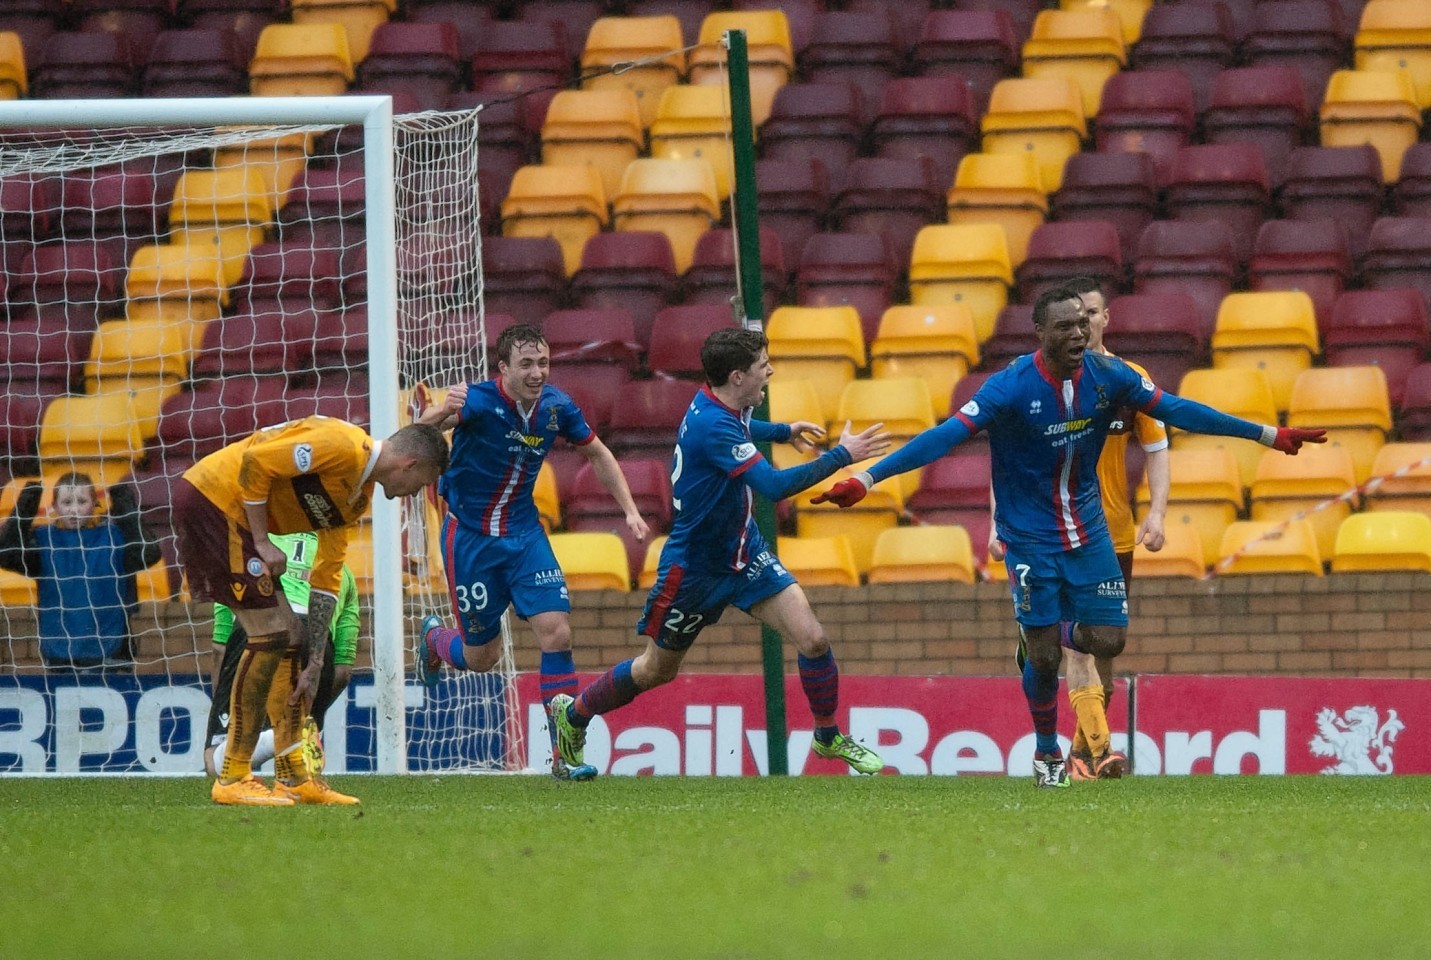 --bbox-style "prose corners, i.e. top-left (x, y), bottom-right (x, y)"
top-left (1022, 658), bottom-right (1061, 757)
